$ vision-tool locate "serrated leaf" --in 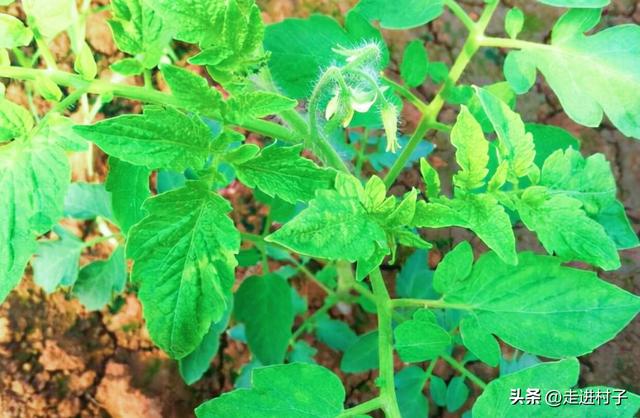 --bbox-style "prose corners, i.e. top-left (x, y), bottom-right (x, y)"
top-left (63, 182), bottom-right (113, 220)
top-left (266, 174), bottom-right (387, 262)
top-left (517, 187), bottom-right (620, 270)
top-left (23, 0), bottom-right (77, 39)
top-left (234, 274), bottom-right (293, 365)
top-left (195, 363), bottom-right (346, 417)
top-left (32, 226), bottom-right (83, 293)
top-left (0, 138), bottom-right (70, 302)
top-left (73, 106), bottom-right (214, 171)
top-left (451, 107), bottom-right (489, 190)
top-left (419, 158), bottom-right (441, 198)
top-left (105, 157), bottom-right (150, 234)
top-left (414, 194), bottom-right (517, 265)
top-left (443, 251), bottom-right (640, 358)
top-left (0, 98), bottom-right (34, 141)
top-left (127, 181), bottom-right (240, 359)
top-left (0, 14), bottom-right (33, 48)
top-left (180, 300), bottom-right (232, 385)
top-left (354, 0), bottom-right (443, 30)
top-left (160, 64), bottom-right (223, 118)
top-left (234, 144), bottom-right (335, 204)
top-left (459, 316), bottom-right (501, 367)
top-left (400, 40), bottom-right (429, 87)
top-left (475, 87), bottom-right (535, 180)
top-left (108, 0), bottom-right (171, 68)
top-left (394, 309), bottom-right (451, 362)
top-left (511, 9), bottom-right (640, 139)
top-left (73, 246), bottom-right (126, 311)
top-left (340, 331), bottom-right (378, 373)
top-left (433, 241), bottom-right (473, 295)
top-left (110, 58), bottom-right (144, 76)
top-left (226, 91), bottom-right (297, 120)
